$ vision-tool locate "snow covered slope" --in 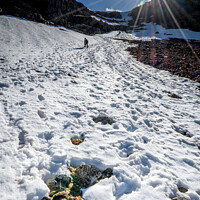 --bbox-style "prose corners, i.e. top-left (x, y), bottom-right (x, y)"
top-left (0, 15), bottom-right (200, 200)
top-left (132, 23), bottom-right (200, 41)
